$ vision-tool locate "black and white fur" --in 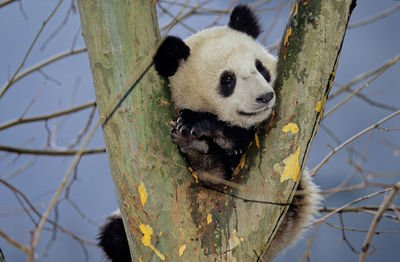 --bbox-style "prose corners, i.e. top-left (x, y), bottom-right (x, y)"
top-left (99, 5), bottom-right (320, 261)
